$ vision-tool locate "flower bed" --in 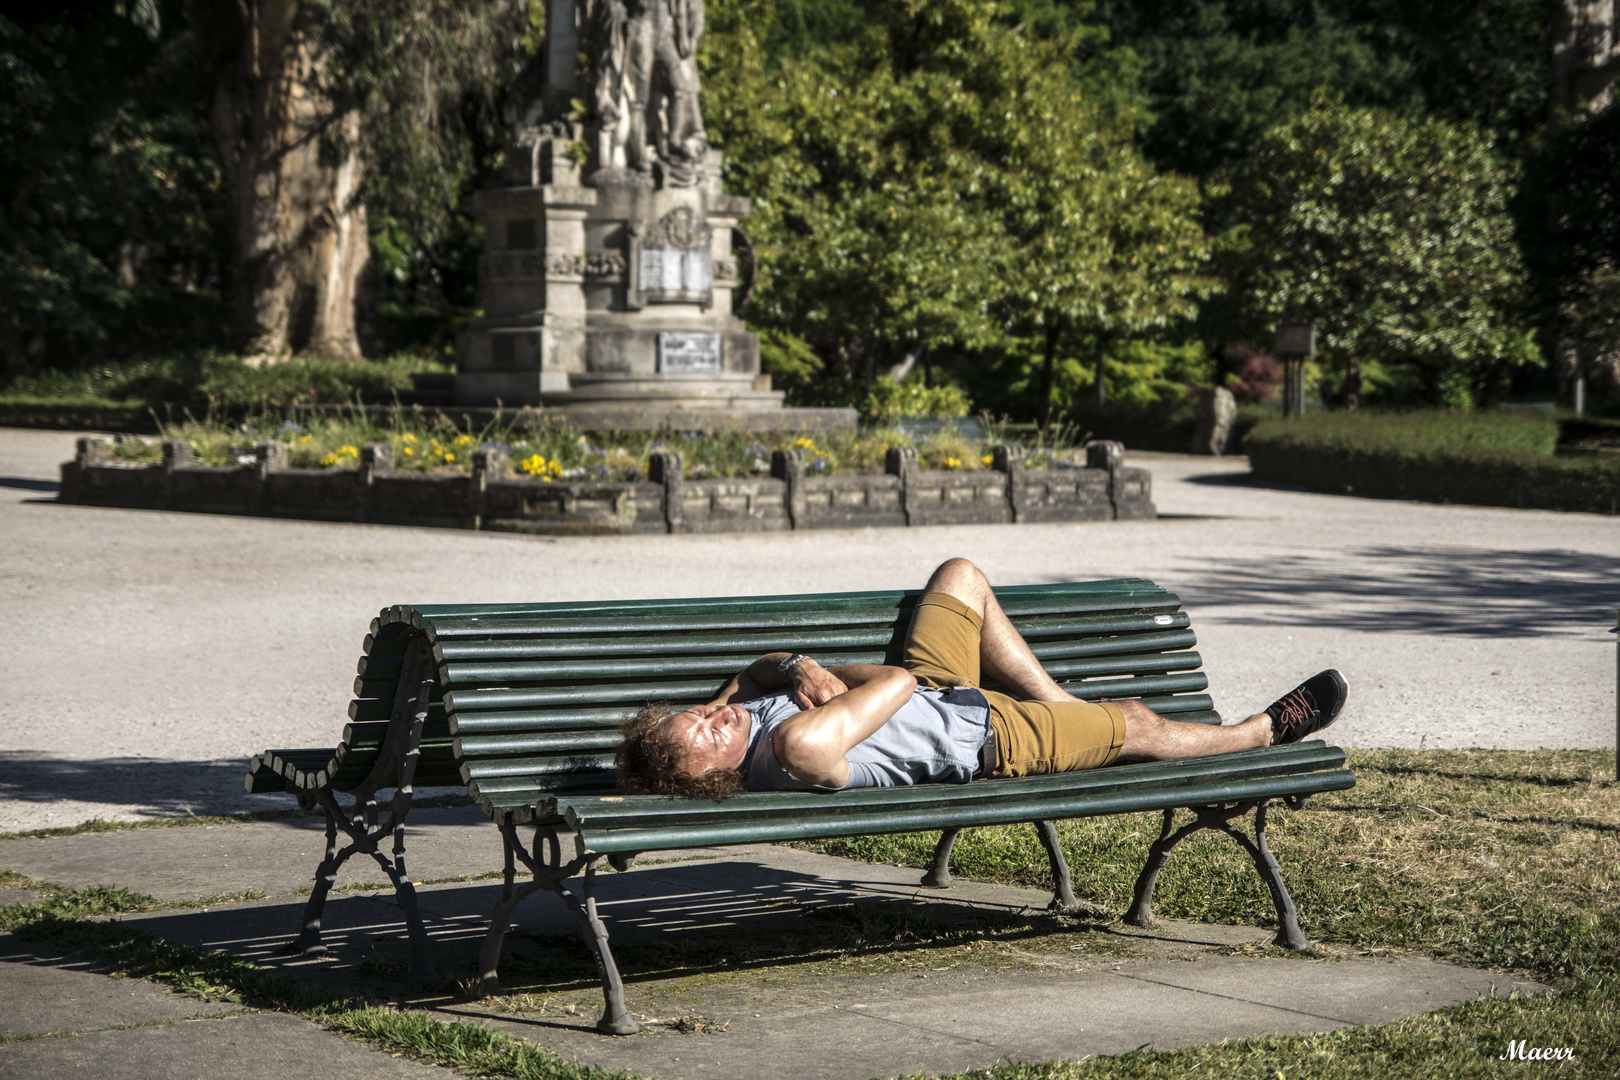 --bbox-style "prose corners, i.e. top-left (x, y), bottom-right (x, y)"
top-left (103, 414), bottom-right (1096, 481)
top-left (61, 433), bottom-right (1155, 535)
